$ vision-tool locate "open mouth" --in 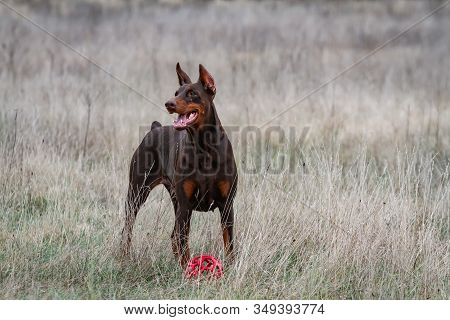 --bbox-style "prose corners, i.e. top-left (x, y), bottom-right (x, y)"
top-left (173, 110), bottom-right (198, 129)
